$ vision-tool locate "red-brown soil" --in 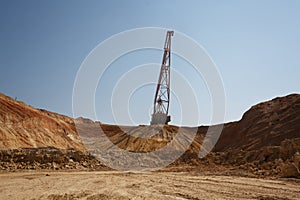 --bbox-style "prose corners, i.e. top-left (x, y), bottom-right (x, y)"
top-left (0, 93), bottom-right (299, 177)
